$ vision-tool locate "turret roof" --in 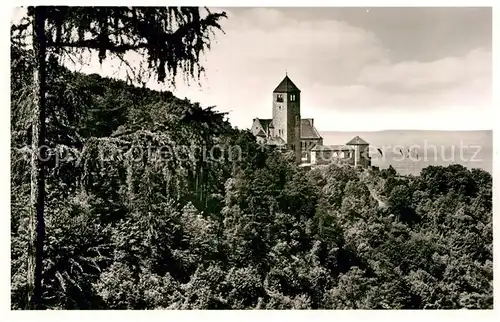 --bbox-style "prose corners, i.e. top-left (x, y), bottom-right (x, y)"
top-left (273, 75), bottom-right (301, 93)
top-left (346, 136), bottom-right (369, 145)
